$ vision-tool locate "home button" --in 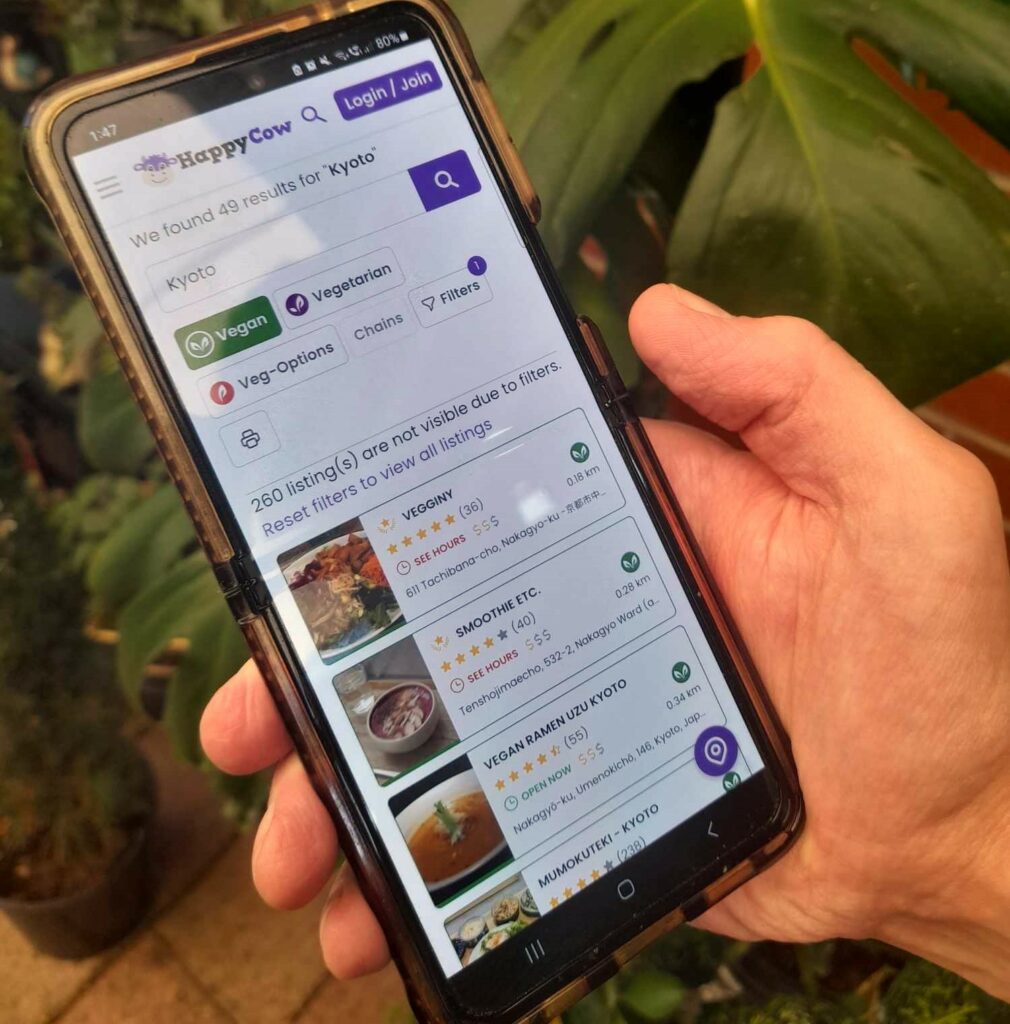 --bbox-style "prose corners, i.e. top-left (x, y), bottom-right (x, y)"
top-left (617, 879), bottom-right (635, 901)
